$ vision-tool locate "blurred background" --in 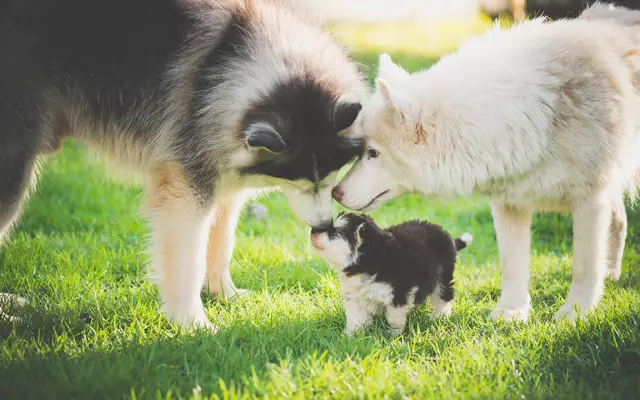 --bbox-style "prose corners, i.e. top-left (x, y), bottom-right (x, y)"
top-left (277, 0), bottom-right (640, 79)
top-left (293, 0), bottom-right (639, 22)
